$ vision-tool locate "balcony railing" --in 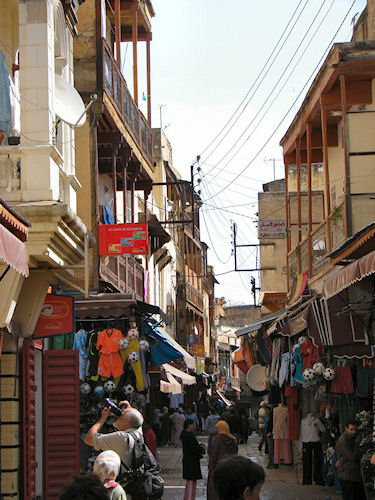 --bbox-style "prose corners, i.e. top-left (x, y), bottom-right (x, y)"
top-left (101, 39), bottom-right (153, 168)
top-left (99, 254), bottom-right (144, 301)
top-left (311, 221), bottom-right (328, 275)
top-left (185, 281), bottom-right (204, 311)
top-left (185, 222), bottom-right (200, 241)
top-left (0, 148), bottom-right (21, 197)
